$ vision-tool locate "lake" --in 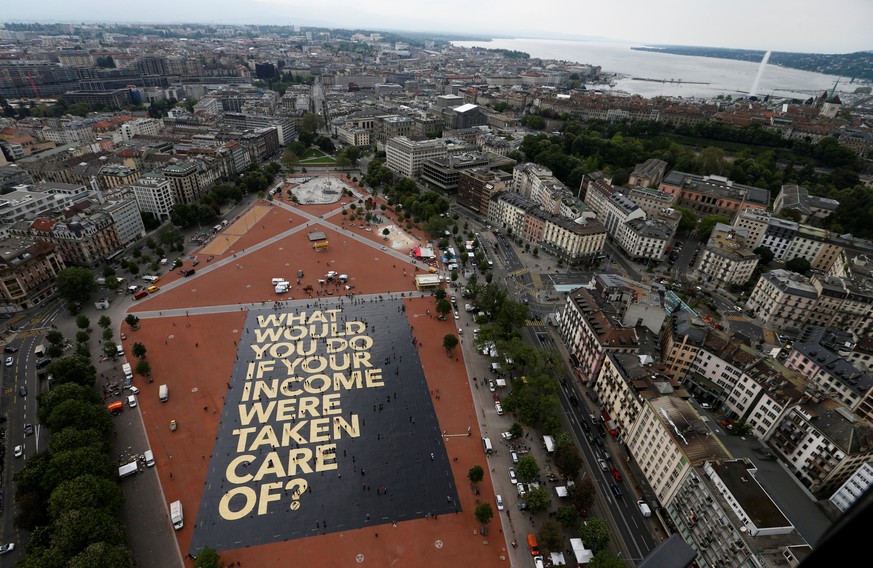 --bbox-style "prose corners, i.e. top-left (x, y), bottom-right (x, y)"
top-left (452, 38), bottom-right (851, 99)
